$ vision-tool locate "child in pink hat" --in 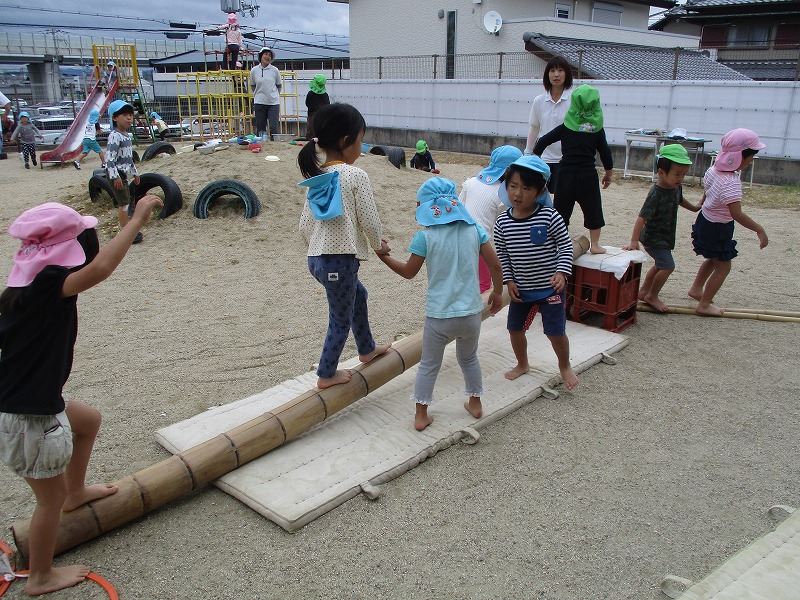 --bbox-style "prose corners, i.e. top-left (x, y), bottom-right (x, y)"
top-left (0, 196), bottom-right (161, 595)
top-left (689, 128), bottom-right (768, 316)
top-left (221, 13), bottom-right (242, 70)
